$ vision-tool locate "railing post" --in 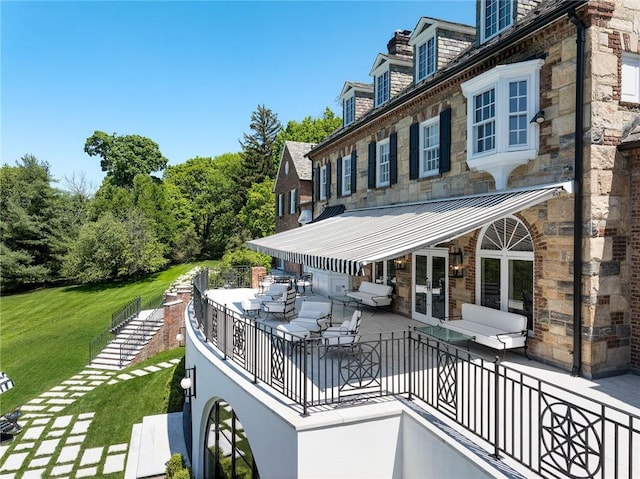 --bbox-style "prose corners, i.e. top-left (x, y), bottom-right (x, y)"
top-left (253, 320), bottom-right (258, 384)
top-left (492, 356), bottom-right (501, 459)
top-left (302, 339), bottom-right (308, 416)
top-left (223, 305), bottom-right (228, 360)
top-left (407, 328), bottom-right (412, 400)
